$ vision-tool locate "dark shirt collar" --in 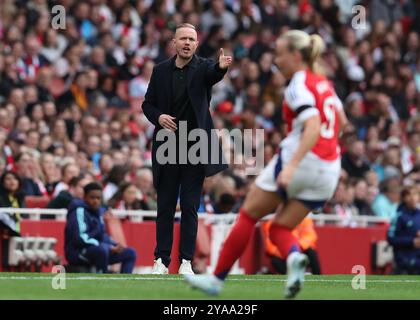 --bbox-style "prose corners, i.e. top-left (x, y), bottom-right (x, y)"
top-left (172, 54), bottom-right (197, 70)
